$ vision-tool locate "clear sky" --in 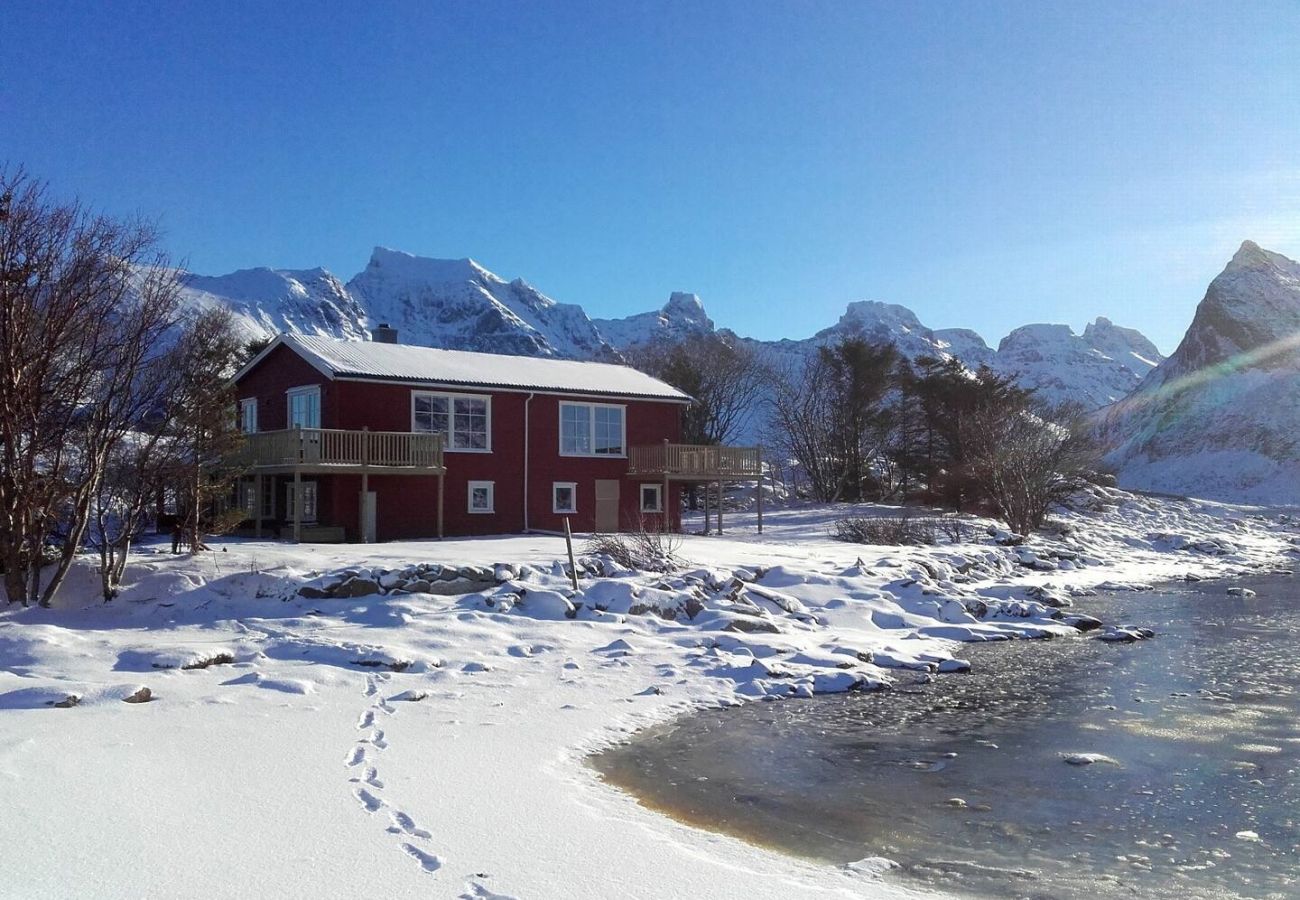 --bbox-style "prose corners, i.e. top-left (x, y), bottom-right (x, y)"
top-left (3, 1), bottom-right (1298, 352)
